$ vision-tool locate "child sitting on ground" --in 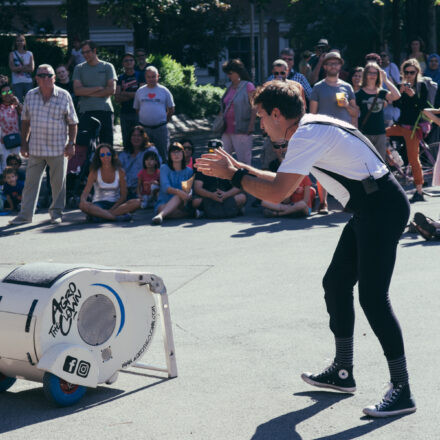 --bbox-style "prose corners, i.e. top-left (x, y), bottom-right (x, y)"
top-left (137, 150), bottom-right (160, 209)
top-left (262, 175), bottom-right (316, 218)
top-left (2, 166), bottom-right (23, 211)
